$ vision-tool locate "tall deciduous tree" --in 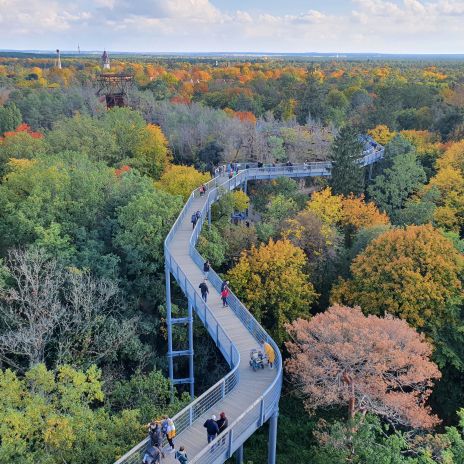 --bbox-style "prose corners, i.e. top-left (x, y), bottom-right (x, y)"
top-left (286, 305), bottom-right (441, 429)
top-left (226, 239), bottom-right (317, 343)
top-left (331, 225), bottom-right (464, 330)
top-left (156, 164), bottom-right (211, 201)
top-left (330, 126), bottom-right (364, 196)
